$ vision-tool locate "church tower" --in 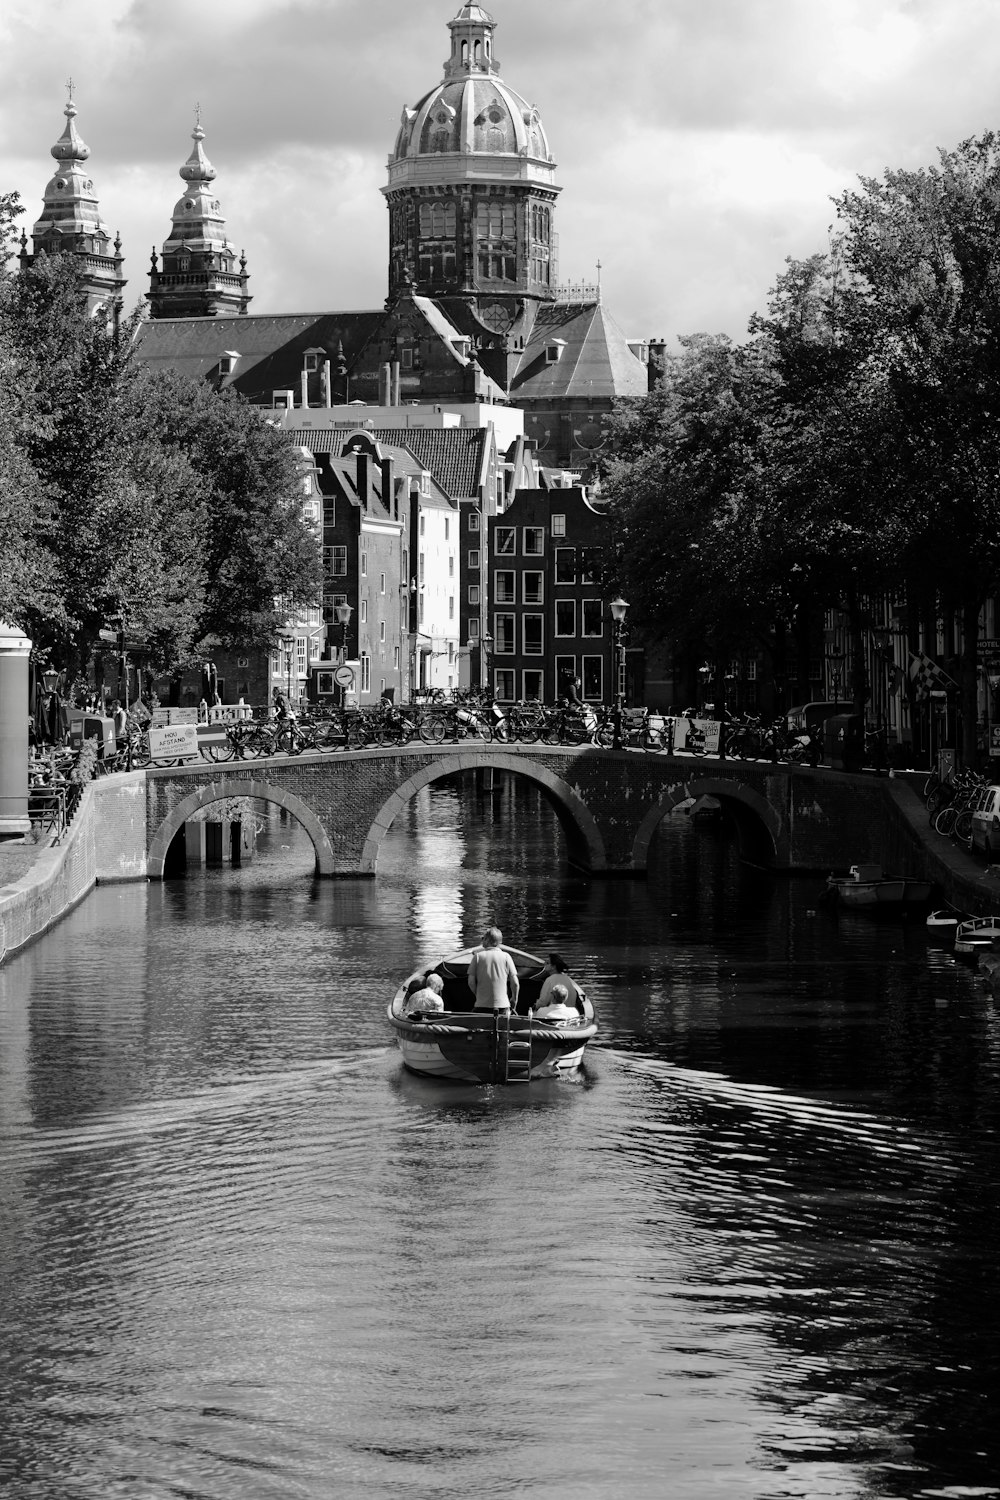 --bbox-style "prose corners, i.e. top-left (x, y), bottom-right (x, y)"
top-left (20, 92), bottom-right (126, 318)
top-left (147, 117), bottom-right (250, 319)
top-left (383, 3), bottom-right (560, 344)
